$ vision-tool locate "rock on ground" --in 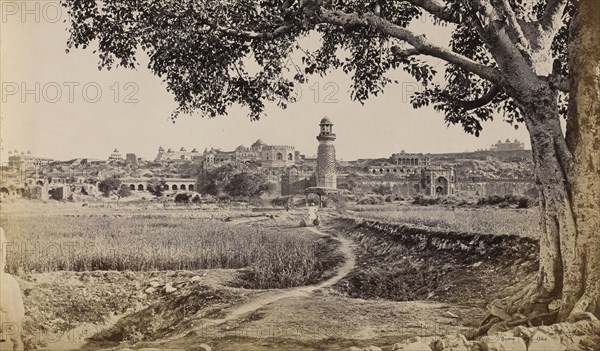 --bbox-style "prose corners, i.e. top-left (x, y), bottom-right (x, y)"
top-left (479, 335), bottom-right (527, 351)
